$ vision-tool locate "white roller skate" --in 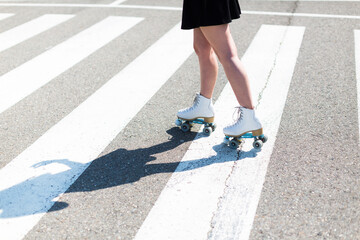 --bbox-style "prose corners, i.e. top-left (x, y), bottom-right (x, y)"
top-left (175, 93), bottom-right (216, 136)
top-left (223, 106), bottom-right (268, 149)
